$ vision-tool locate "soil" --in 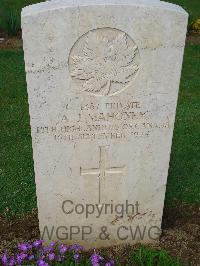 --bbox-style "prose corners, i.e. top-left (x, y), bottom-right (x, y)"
top-left (161, 204), bottom-right (200, 266)
top-left (0, 37), bottom-right (23, 49)
top-left (0, 211), bottom-right (39, 255)
top-left (0, 204), bottom-right (199, 265)
top-left (186, 32), bottom-right (200, 45)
